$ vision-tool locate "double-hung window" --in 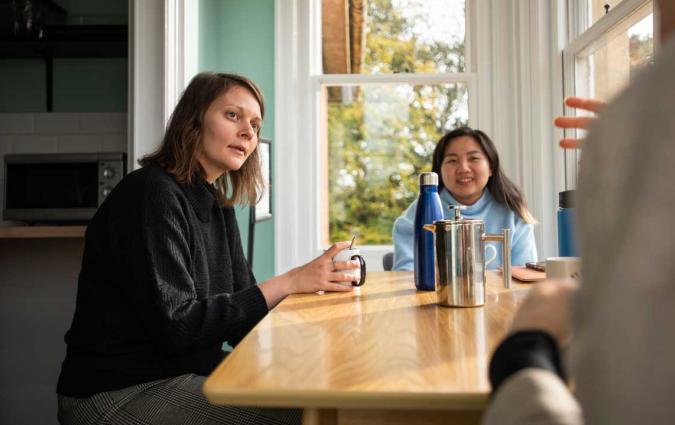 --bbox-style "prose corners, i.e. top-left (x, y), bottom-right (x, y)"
top-left (276, 0), bottom-right (476, 271)
top-left (562, 0), bottom-right (655, 188)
